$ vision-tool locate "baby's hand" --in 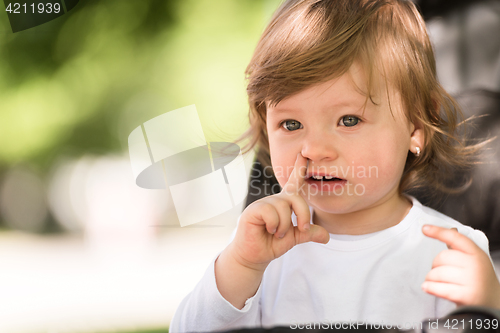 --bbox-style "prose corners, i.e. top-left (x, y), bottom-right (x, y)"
top-left (229, 153), bottom-right (330, 272)
top-left (422, 225), bottom-right (500, 309)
